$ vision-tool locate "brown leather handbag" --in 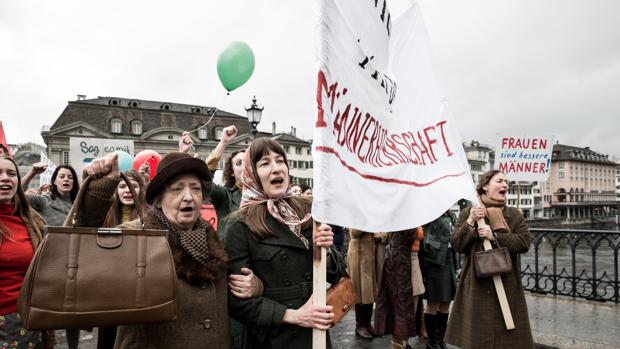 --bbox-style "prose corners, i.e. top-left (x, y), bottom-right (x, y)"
top-left (17, 174), bottom-right (178, 330)
top-left (473, 234), bottom-right (513, 278)
top-left (326, 271), bottom-right (355, 326)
